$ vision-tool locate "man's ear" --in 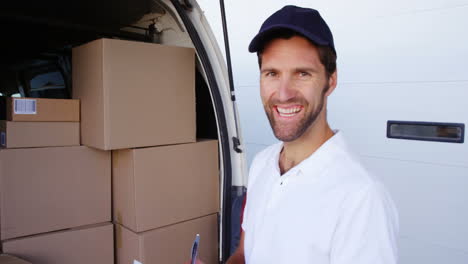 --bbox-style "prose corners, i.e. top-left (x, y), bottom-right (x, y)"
top-left (325, 70), bottom-right (338, 97)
